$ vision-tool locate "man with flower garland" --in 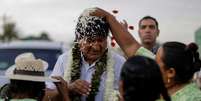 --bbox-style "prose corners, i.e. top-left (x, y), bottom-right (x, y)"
top-left (46, 9), bottom-right (125, 101)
